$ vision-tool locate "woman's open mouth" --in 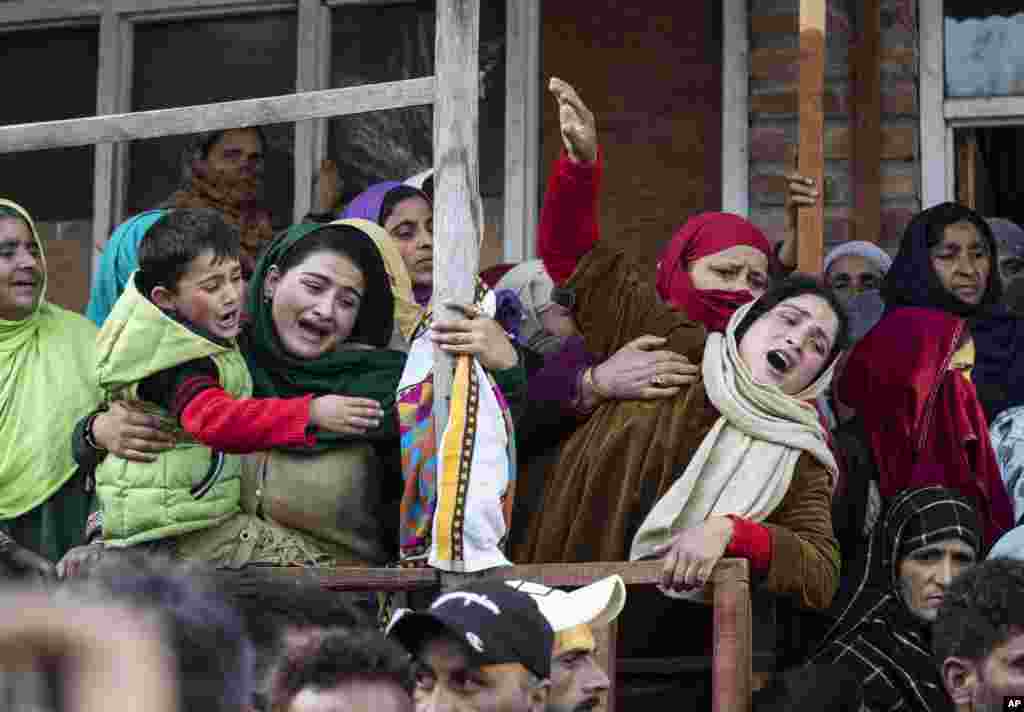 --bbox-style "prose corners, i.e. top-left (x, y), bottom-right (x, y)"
top-left (296, 317), bottom-right (333, 344)
top-left (766, 349), bottom-right (793, 376)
